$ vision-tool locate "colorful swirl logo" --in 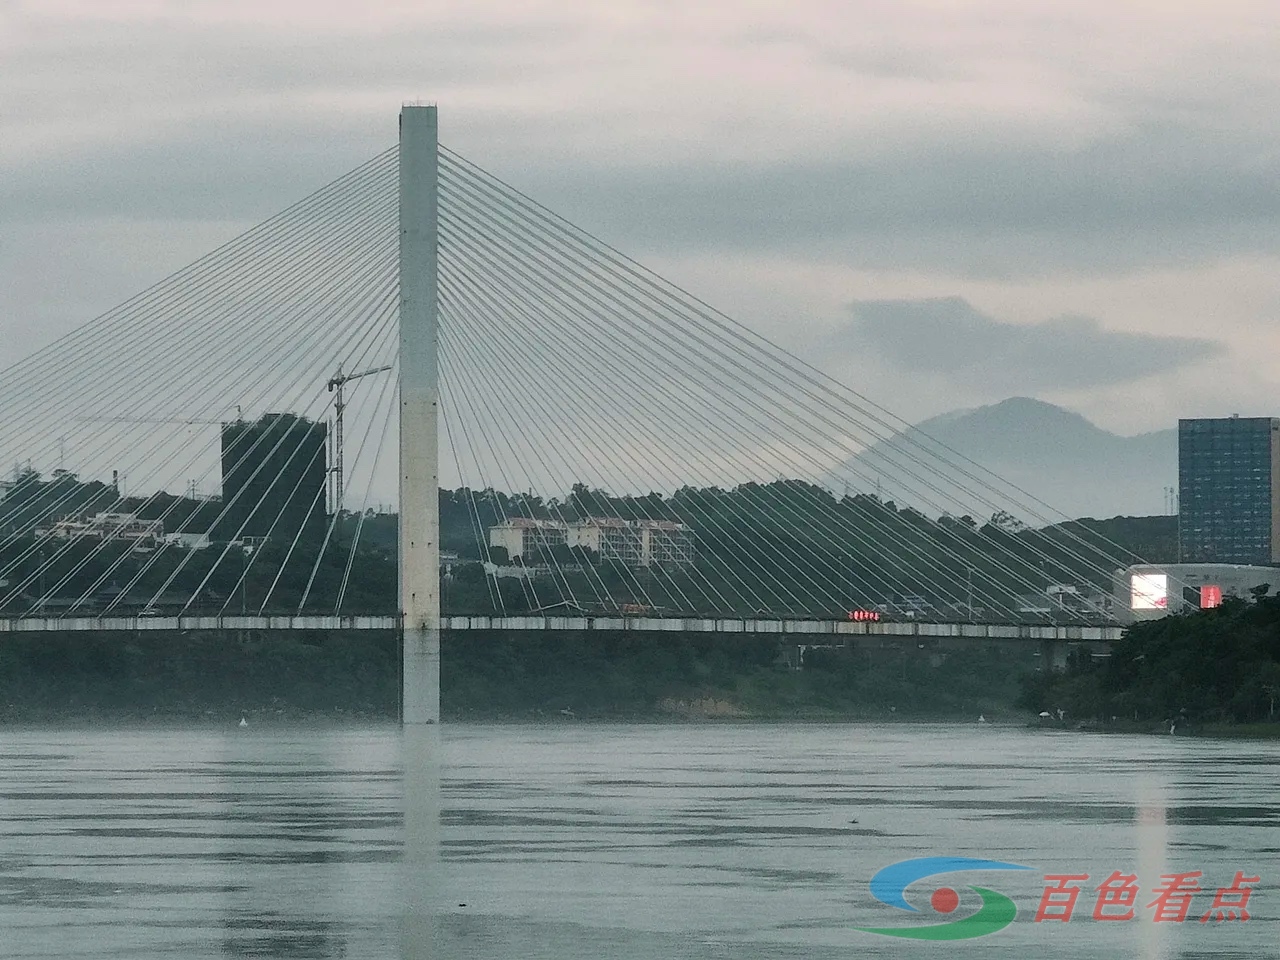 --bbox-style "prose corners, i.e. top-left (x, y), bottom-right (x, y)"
top-left (855, 856), bottom-right (1033, 941)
